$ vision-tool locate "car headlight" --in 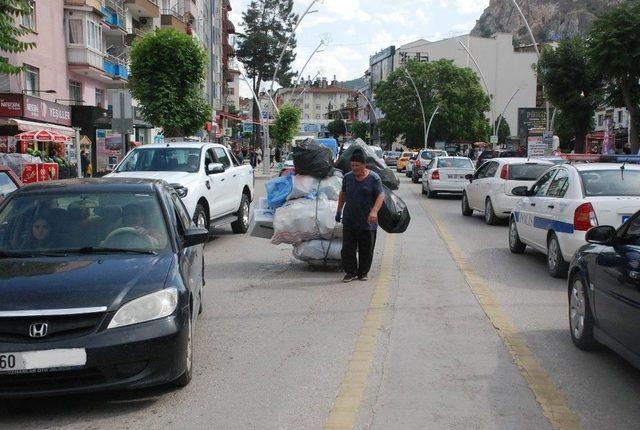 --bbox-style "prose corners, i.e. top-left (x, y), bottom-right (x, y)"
top-left (107, 289), bottom-right (178, 329)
